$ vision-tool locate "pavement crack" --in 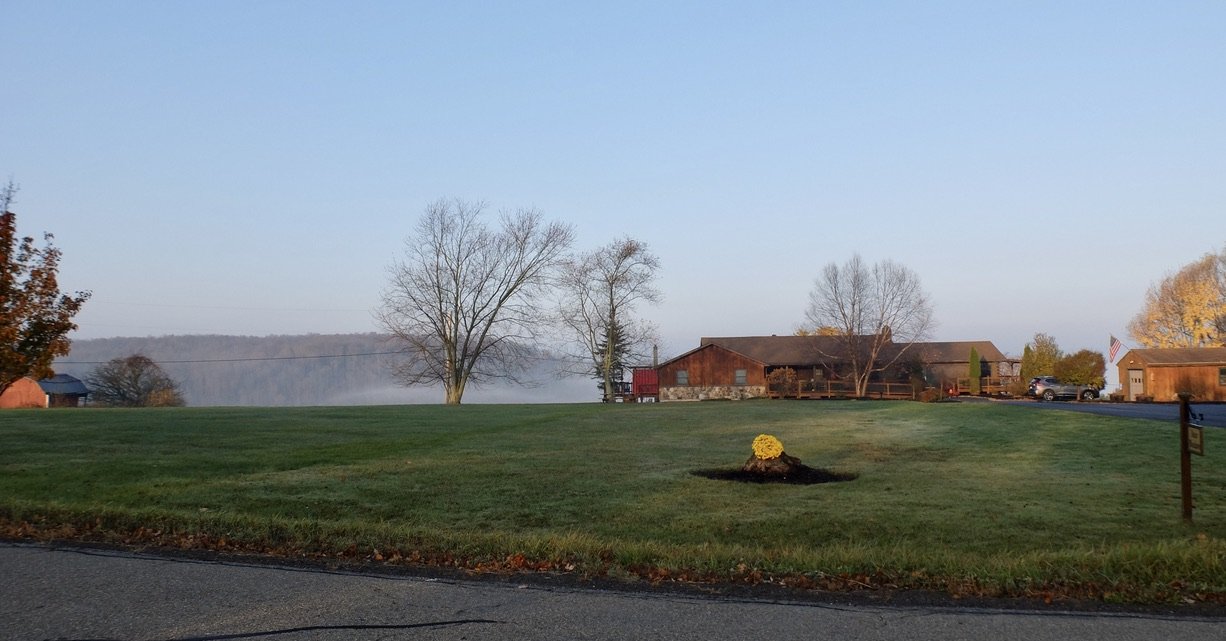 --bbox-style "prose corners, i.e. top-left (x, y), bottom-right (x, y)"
top-left (57, 619), bottom-right (507, 641)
